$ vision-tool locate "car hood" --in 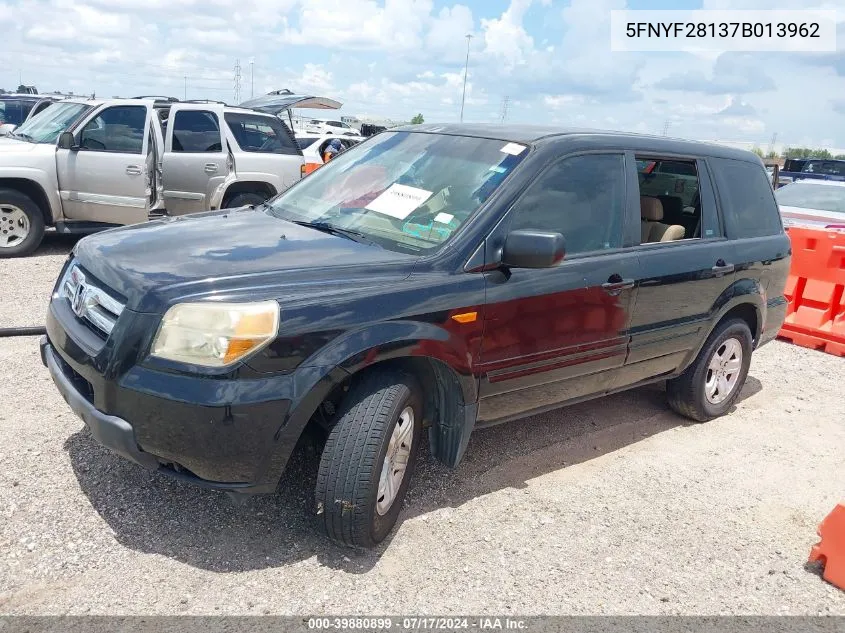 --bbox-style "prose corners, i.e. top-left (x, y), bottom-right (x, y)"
top-left (780, 205), bottom-right (845, 228)
top-left (73, 208), bottom-right (417, 312)
top-left (0, 137), bottom-right (44, 153)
